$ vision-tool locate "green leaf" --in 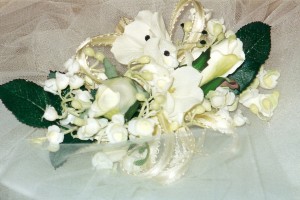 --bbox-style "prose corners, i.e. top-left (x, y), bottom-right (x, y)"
top-left (229, 22), bottom-right (271, 94)
top-left (49, 134), bottom-right (94, 169)
top-left (124, 101), bottom-right (141, 122)
top-left (47, 71), bottom-right (56, 79)
top-left (103, 58), bottom-right (119, 79)
top-left (134, 143), bottom-right (150, 166)
top-left (0, 79), bottom-right (62, 128)
top-left (192, 47), bottom-right (211, 72)
top-left (201, 77), bottom-right (225, 96)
